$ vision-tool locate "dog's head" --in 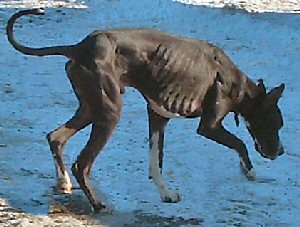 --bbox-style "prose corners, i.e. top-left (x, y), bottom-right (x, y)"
top-left (244, 80), bottom-right (285, 160)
